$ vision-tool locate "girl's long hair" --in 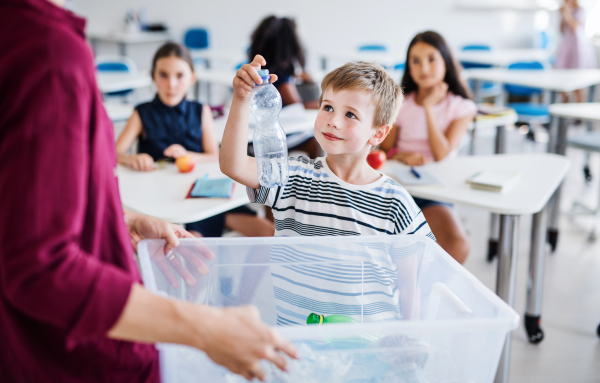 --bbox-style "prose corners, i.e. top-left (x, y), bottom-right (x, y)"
top-left (401, 31), bottom-right (471, 100)
top-left (249, 15), bottom-right (305, 76)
